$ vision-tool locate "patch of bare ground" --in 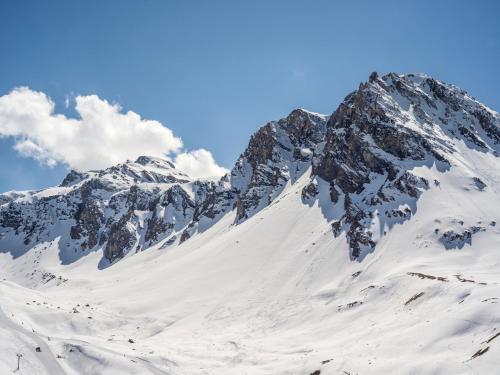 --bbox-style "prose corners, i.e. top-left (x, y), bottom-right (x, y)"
top-left (455, 274), bottom-right (487, 285)
top-left (337, 301), bottom-right (363, 311)
top-left (407, 272), bottom-right (448, 282)
top-left (483, 331), bottom-right (500, 344)
top-left (468, 331), bottom-right (500, 361)
top-left (470, 346), bottom-right (489, 360)
top-left (404, 292), bottom-right (425, 305)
